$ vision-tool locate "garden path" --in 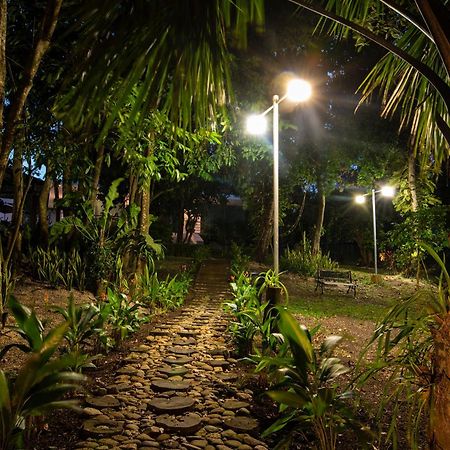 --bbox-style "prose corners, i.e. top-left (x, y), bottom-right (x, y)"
top-left (74, 260), bottom-right (269, 450)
